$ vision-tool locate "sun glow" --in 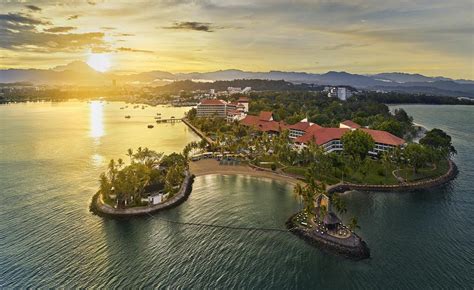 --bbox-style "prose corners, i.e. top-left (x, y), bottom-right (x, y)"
top-left (86, 53), bottom-right (111, 72)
